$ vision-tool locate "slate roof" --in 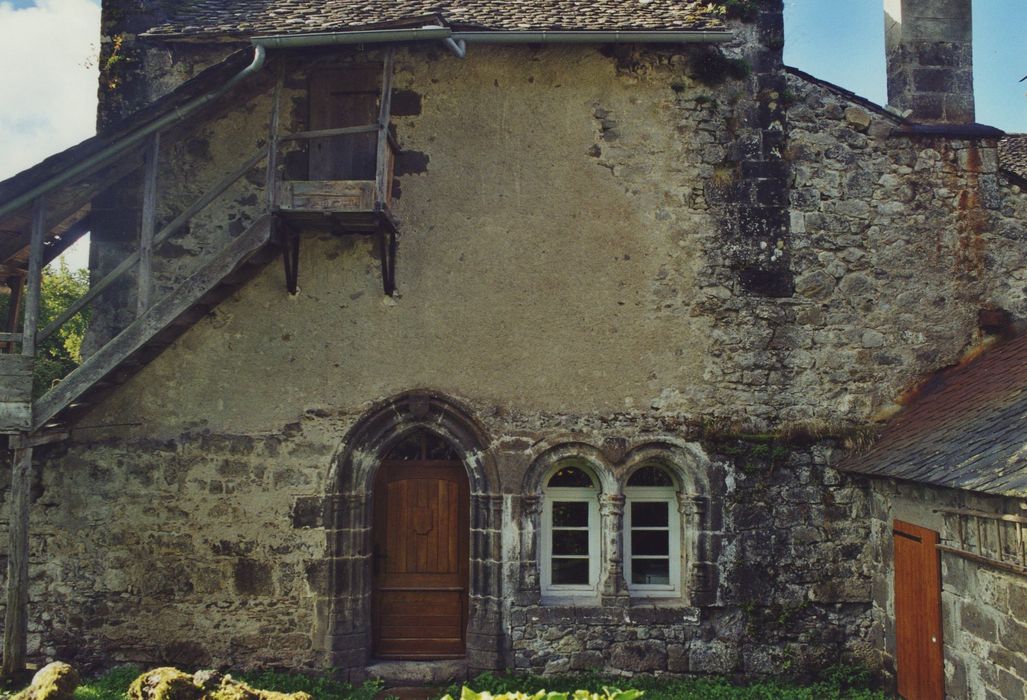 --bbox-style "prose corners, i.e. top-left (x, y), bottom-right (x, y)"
top-left (1000, 134), bottom-right (1027, 181)
top-left (838, 334), bottom-right (1027, 497)
top-left (143, 1), bottom-right (725, 39)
